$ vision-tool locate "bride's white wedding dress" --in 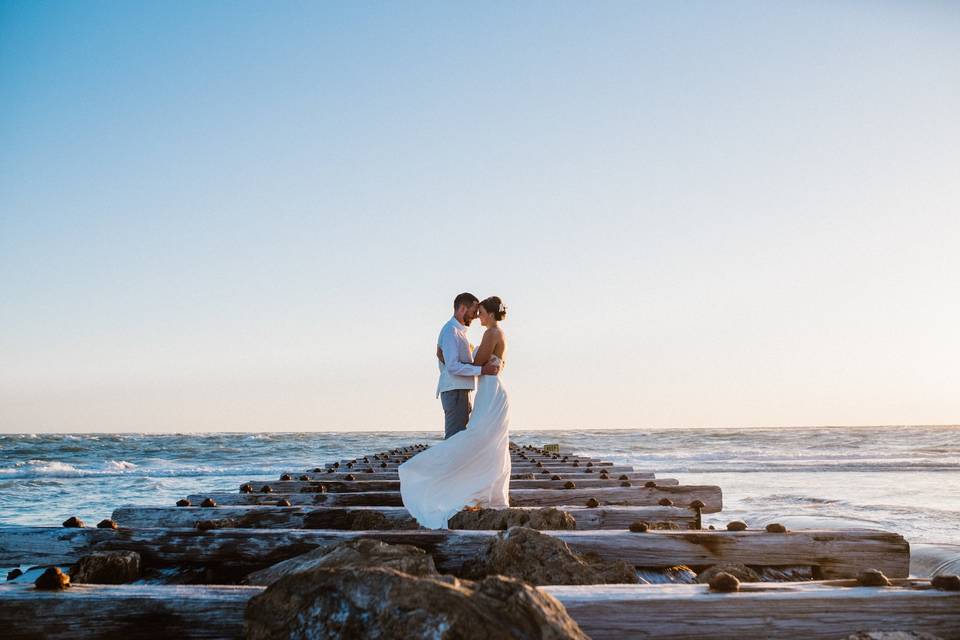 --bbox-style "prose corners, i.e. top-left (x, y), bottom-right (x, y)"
top-left (399, 355), bottom-right (510, 529)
